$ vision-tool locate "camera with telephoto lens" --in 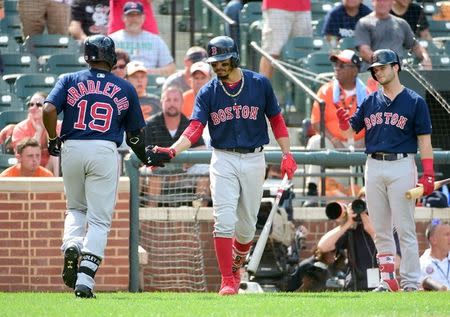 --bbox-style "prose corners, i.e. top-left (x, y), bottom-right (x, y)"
top-left (325, 199), bottom-right (367, 221)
